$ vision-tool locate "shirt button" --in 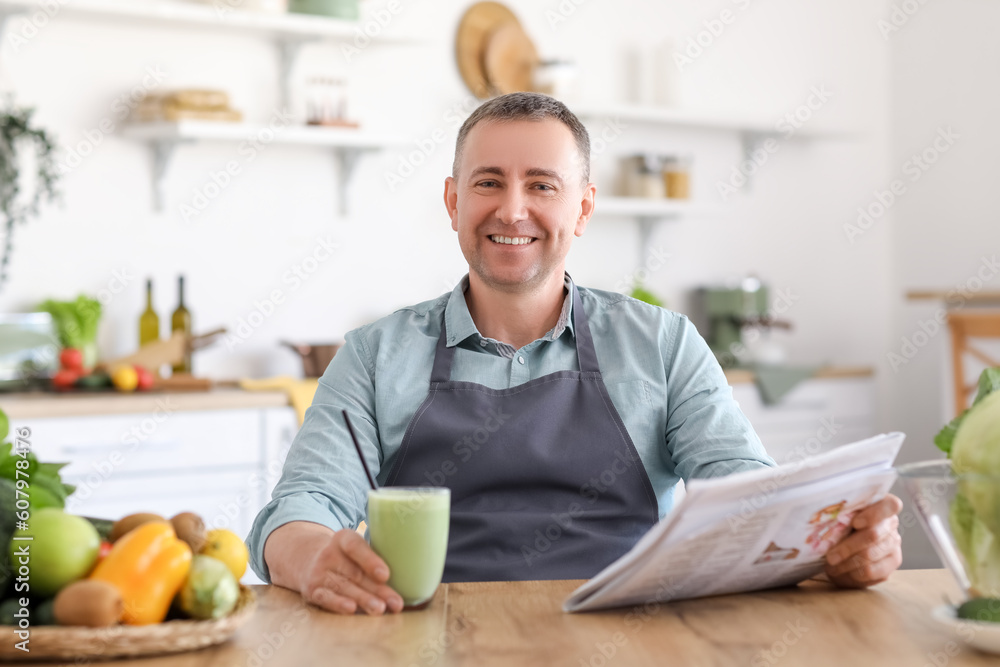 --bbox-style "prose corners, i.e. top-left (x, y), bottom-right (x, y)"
top-left (480, 340), bottom-right (487, 347)
top-left (517, 356), bottom-right (525, 365)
